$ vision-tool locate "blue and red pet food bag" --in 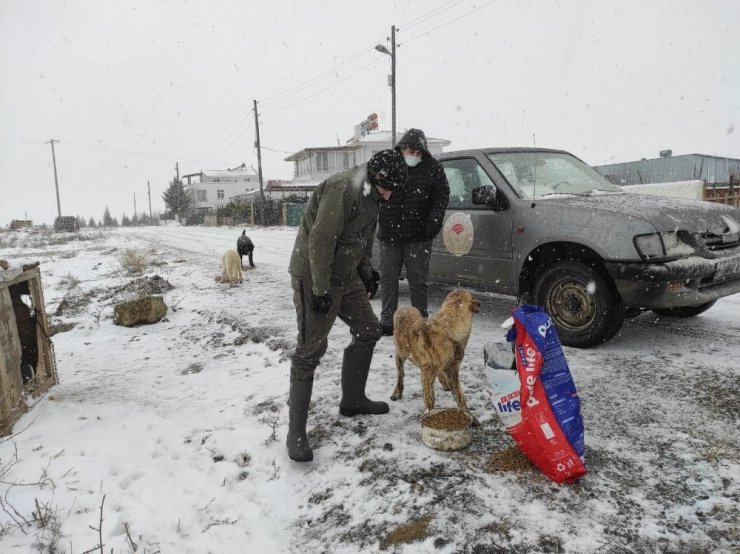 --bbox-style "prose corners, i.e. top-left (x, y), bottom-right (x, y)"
top-left (505, 305), bottom-right (587, 483)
